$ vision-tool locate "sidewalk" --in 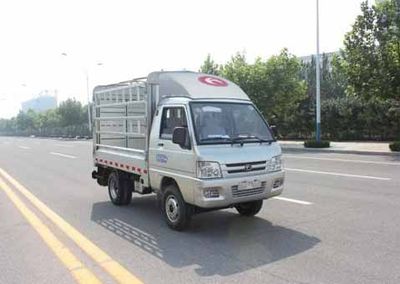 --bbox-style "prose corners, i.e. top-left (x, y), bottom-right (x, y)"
top-left (279, 140), bottom-right (399, 156)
